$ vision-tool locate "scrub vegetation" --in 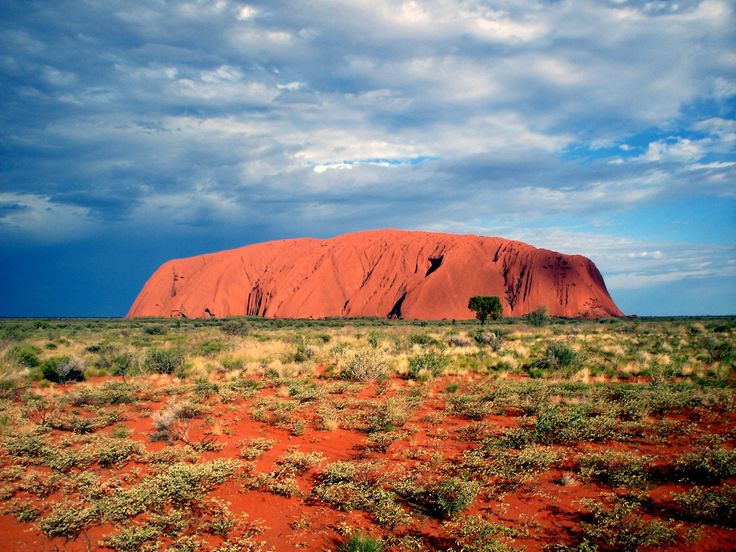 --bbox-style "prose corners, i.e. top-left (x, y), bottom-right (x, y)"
top-left (0, 315), bottom-right (734, 550)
